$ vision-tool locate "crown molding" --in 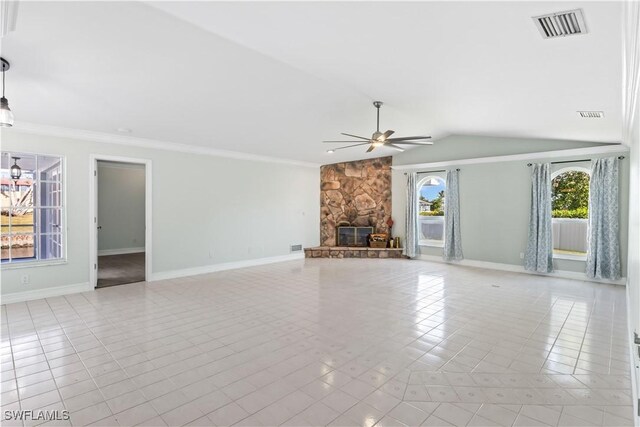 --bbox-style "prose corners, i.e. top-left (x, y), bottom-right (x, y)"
top-left (392, 144), bottom-right (629, 171)
top-left (9, 121), bottom-right (320, 168)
